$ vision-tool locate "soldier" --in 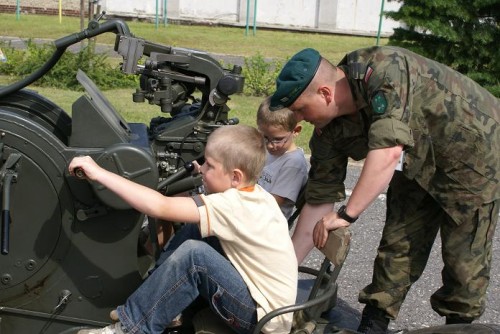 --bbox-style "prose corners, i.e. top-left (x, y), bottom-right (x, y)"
top-left (269, 47), bottom-right (499, 333)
